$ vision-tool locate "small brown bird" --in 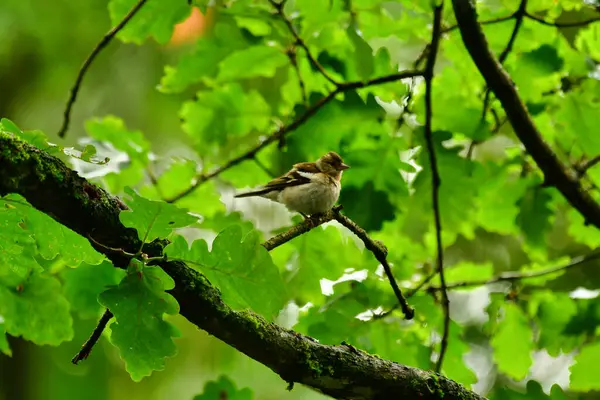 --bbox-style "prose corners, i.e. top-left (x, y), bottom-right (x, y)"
top-left (234, 151), bottom-right (350, 216)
